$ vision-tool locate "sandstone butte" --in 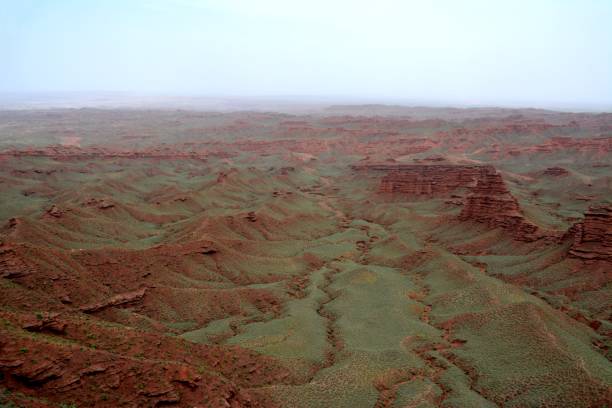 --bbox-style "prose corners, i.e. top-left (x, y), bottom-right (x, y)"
top-left (354, 163), bottom-right (542, 241)
top-left (567, 206), bottom-right (612, 261)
